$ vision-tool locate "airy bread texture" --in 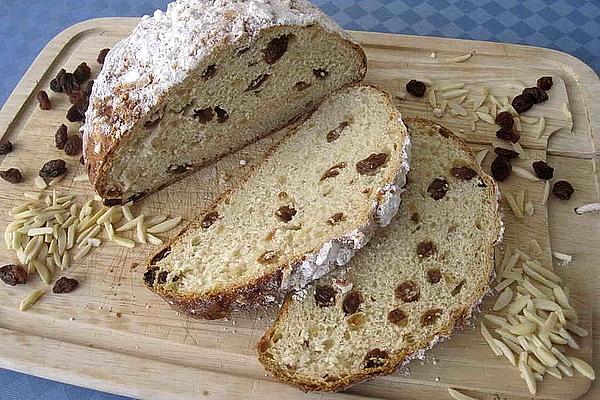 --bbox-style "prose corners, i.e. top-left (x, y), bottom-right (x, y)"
top-left (144, 85), bottom-right (410, 319)
top-left (257, 118), bottom-right (502, 391)
top-left (83, 0), bottom-right (366, 205)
